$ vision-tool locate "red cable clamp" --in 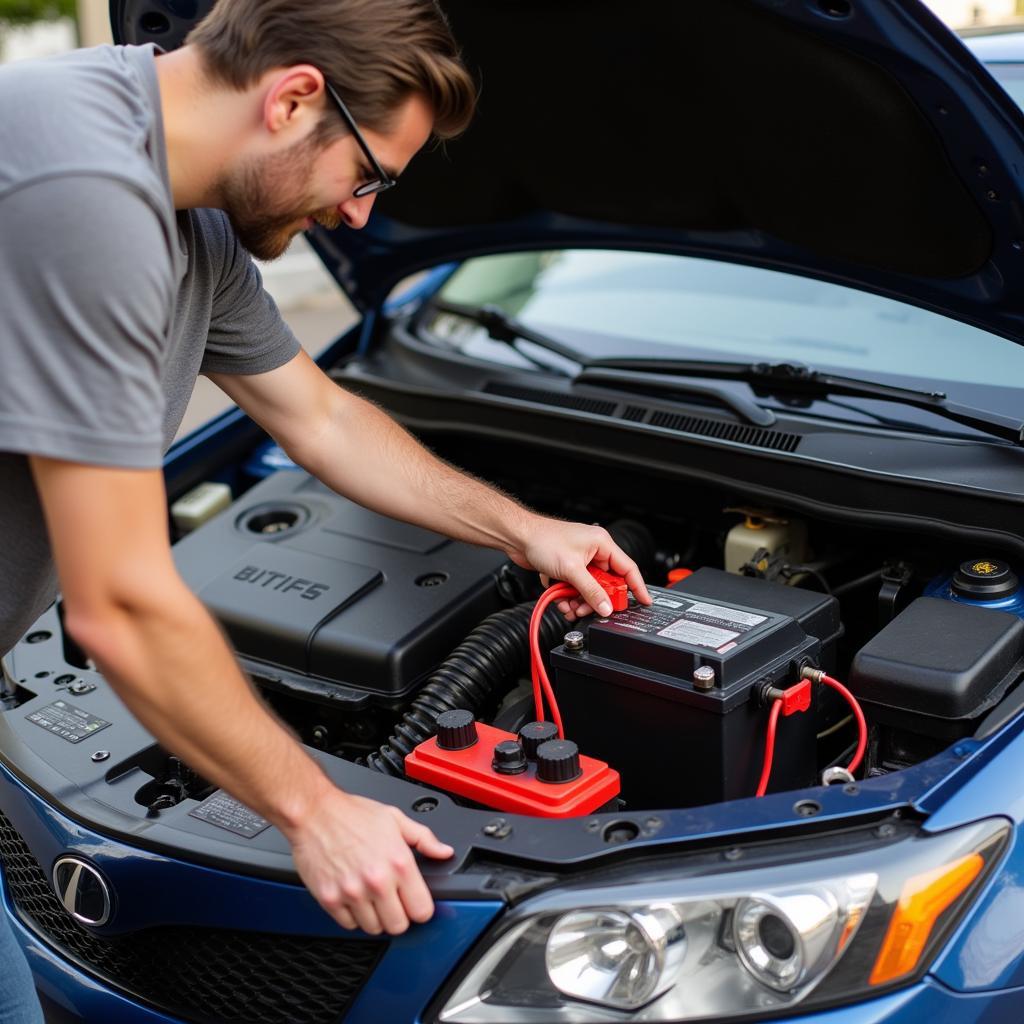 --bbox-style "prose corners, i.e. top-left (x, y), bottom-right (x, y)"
top-left (587, 567), bottom-right (629, 611)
